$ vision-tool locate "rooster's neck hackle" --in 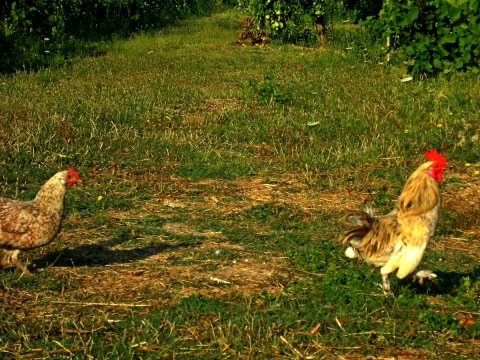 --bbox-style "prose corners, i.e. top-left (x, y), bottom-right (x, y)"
top-left (396, 161), bottom-right (440, 216)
